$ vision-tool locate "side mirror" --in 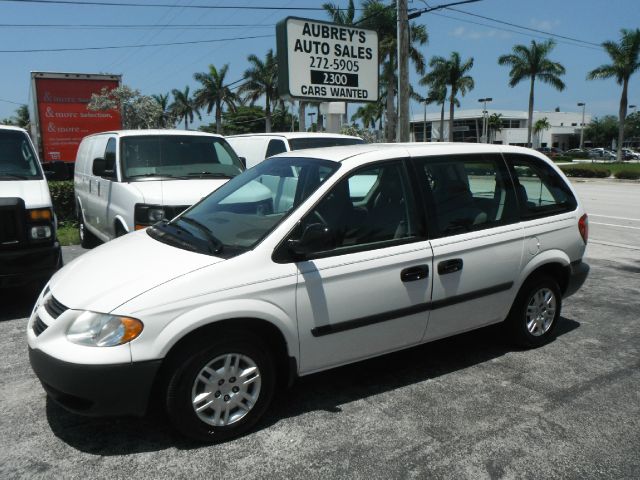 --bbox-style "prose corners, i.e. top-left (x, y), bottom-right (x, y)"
top-left (287, 223), bottom-right (333, 260)
top-left (92, 157), bottom-right (115, 178)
